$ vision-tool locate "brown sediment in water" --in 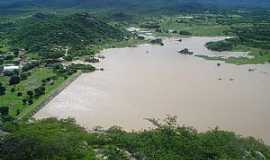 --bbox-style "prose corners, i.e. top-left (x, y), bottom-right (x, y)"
top-left (34, 37), bottom-right (270, 144)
